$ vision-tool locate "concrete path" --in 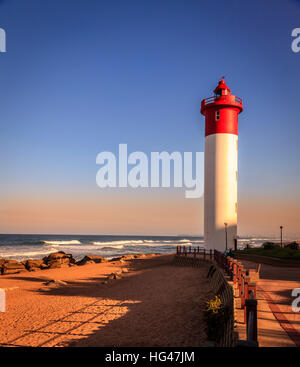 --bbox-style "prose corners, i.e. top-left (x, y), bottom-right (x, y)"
top-left (238, 259), bottom-right (300, 347)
